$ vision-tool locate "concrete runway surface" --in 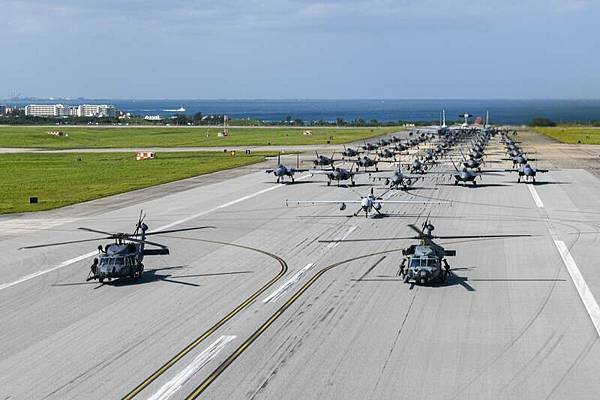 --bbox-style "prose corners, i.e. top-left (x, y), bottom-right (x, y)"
top-left (1, 132), bottom-right (599, 400)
